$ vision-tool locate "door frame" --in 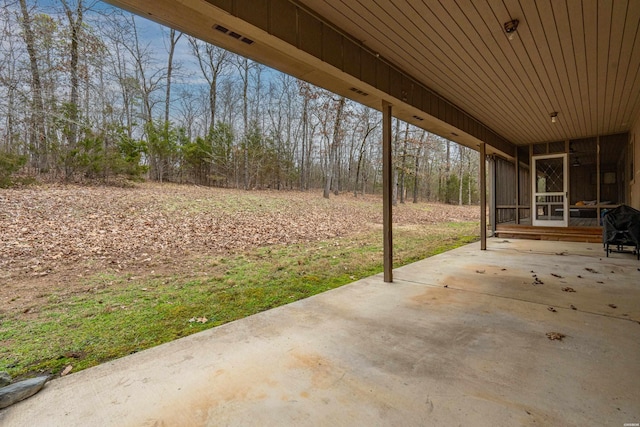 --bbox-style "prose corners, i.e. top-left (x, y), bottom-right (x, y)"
top-left (532, 153), bottom-right (568, 227)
